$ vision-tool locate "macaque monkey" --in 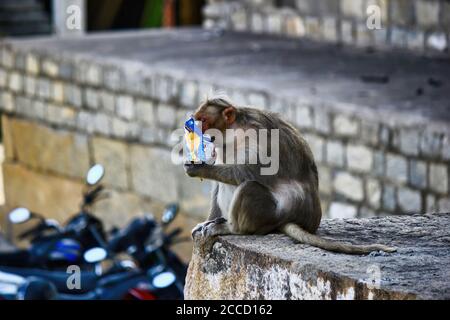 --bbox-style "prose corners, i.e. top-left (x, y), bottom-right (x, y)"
top-left (184, 95), bottom-right (396, 254)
